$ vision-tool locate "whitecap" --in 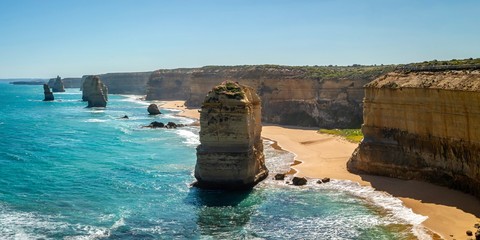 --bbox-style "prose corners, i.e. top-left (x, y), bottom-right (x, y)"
top-left (0, 204), bottom-right (110, 240)
top-left (119, 95), bottom-right (151, 106)
top-left (83, 119), bottom-right (108, 123)
top-left (176, 129), bottom-right (200, 146)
